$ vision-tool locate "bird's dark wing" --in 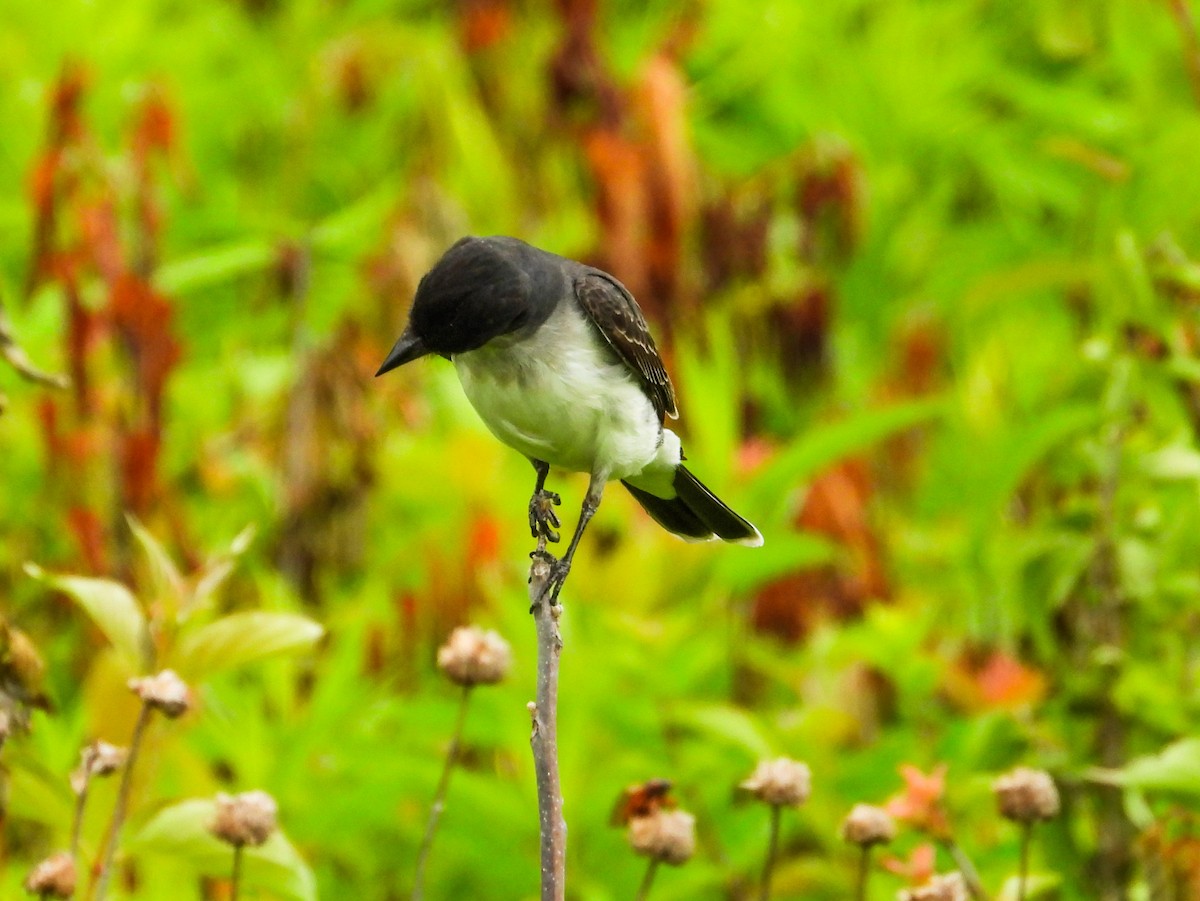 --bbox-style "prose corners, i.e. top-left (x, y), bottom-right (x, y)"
top-left (573, 273), bottom-right (678, 420)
